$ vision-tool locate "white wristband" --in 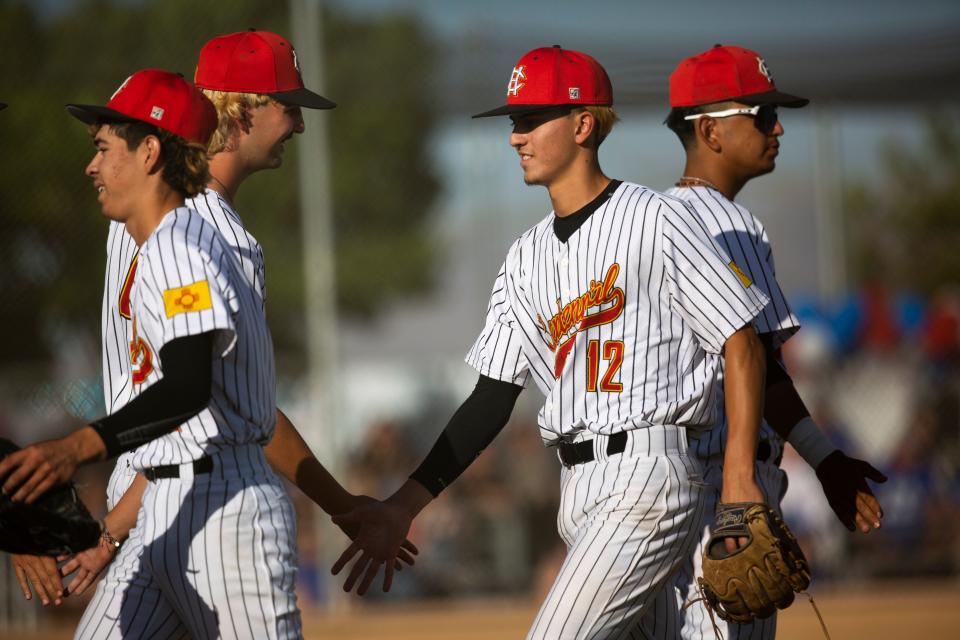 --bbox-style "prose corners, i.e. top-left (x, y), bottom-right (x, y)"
top-left (786, 416), bottom-right (837, 469)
